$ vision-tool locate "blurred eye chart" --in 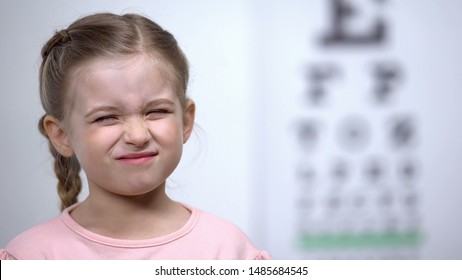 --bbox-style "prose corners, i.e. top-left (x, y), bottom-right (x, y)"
top-left (252, 0), bottom-right (462, 259)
